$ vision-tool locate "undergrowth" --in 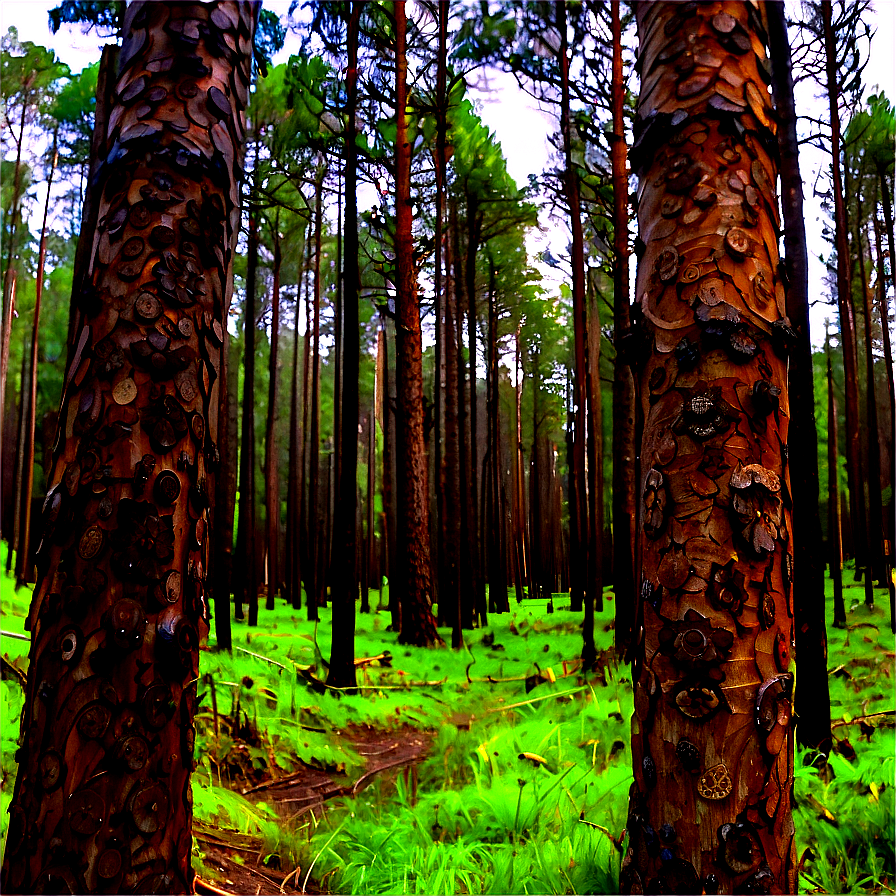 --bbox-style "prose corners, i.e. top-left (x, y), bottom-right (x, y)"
top-left (1, 538), bottom-right (894, 894)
